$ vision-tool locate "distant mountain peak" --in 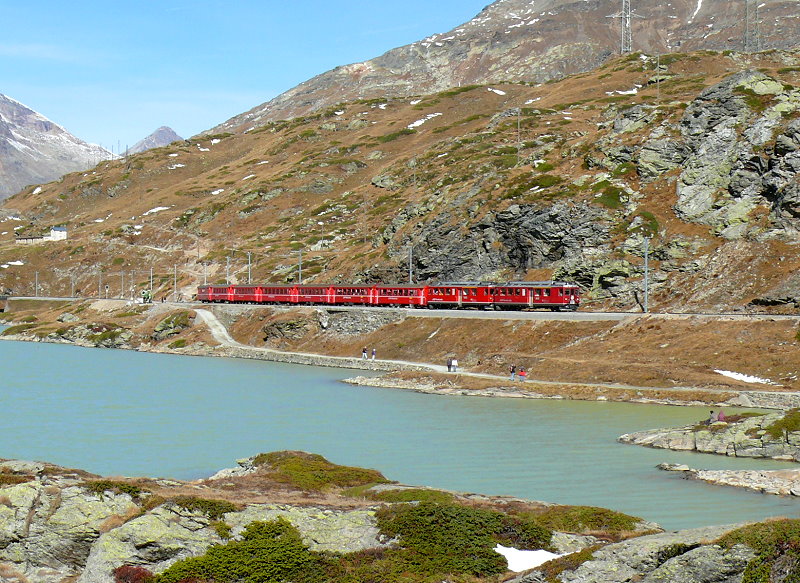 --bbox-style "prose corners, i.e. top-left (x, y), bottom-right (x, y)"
top-left (0, 94), bottom-right (112, 199)
top-left (126, 126), bottom-right (183, 155)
